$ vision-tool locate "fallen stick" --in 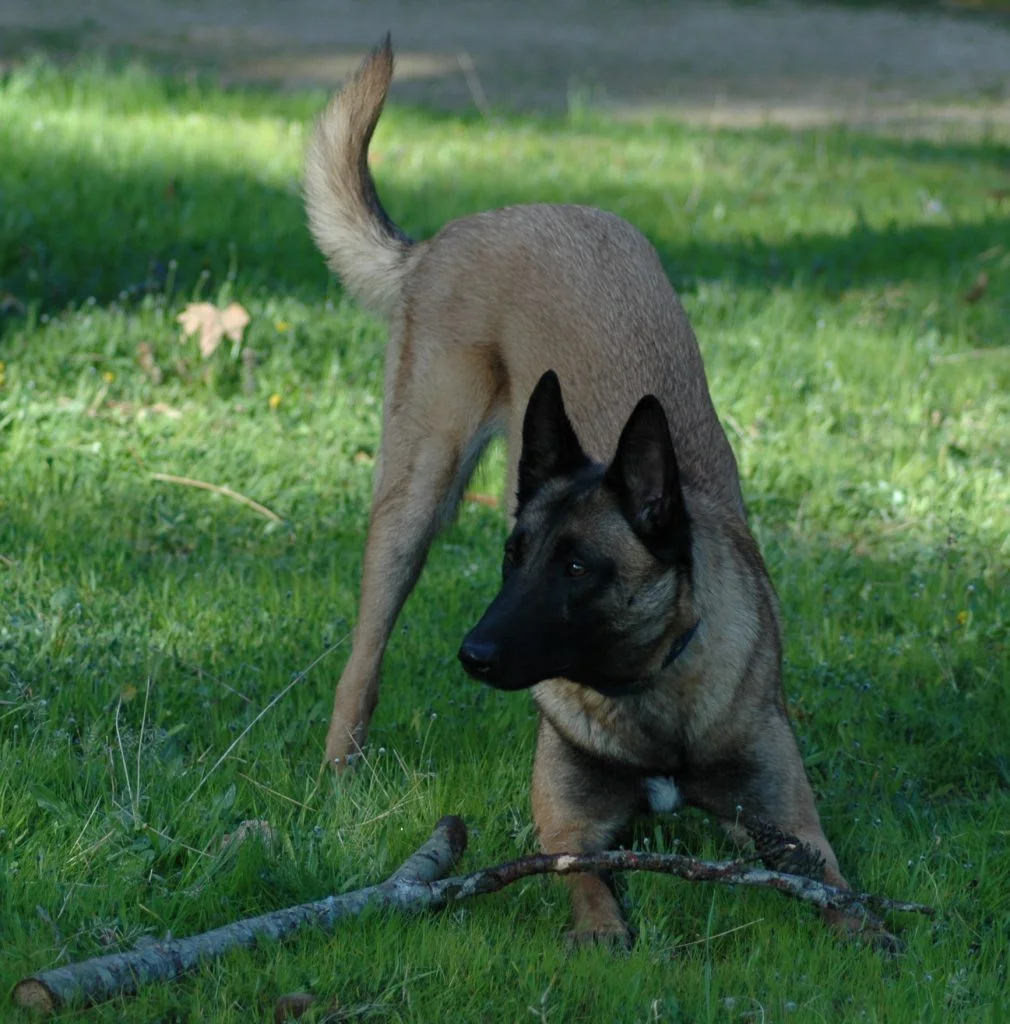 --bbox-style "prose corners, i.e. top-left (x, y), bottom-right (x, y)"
top-left (14, 817), bottom-right (933, 1014)
top-left (13, 816), bottom-right (468, 1014)
top-left (150, 472), bottom-right (282, 522)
